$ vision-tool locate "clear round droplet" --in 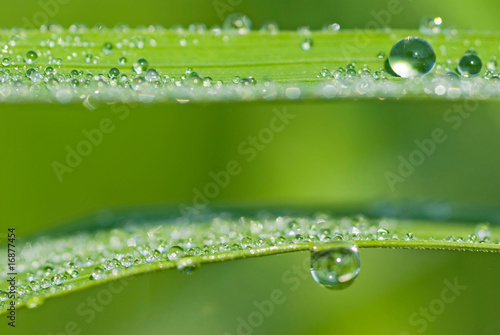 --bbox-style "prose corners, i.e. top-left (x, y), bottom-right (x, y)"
top-left (102, 42), bottom-right (114, 55)
top-left (108, 67), bottom-right (120, 78)
top-left (25, 50), bottom-right (38, 64)
top-left (388, 36), bottom-right (436, 78)
top-left (91, 266), bottom-right (105, 280)
top-left (222, 13), bottom-right (252, 34)
top-left (457, 53), bottom-right (482, 78)
top-left (145, 68), bottom-right (159, 82)
top-left (301, 38), bottom-right (313, 51)
top-left (168, 246), bottom-right (184, 261)
top-left (310, 243), bottom-right (361, 290)
top-left (133, 57), bottom-right (149, 74)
